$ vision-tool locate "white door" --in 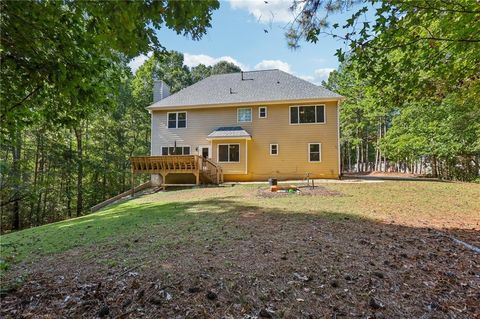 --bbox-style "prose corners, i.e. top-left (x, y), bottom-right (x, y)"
top-left (198, 145), bottom-right (211, 159)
